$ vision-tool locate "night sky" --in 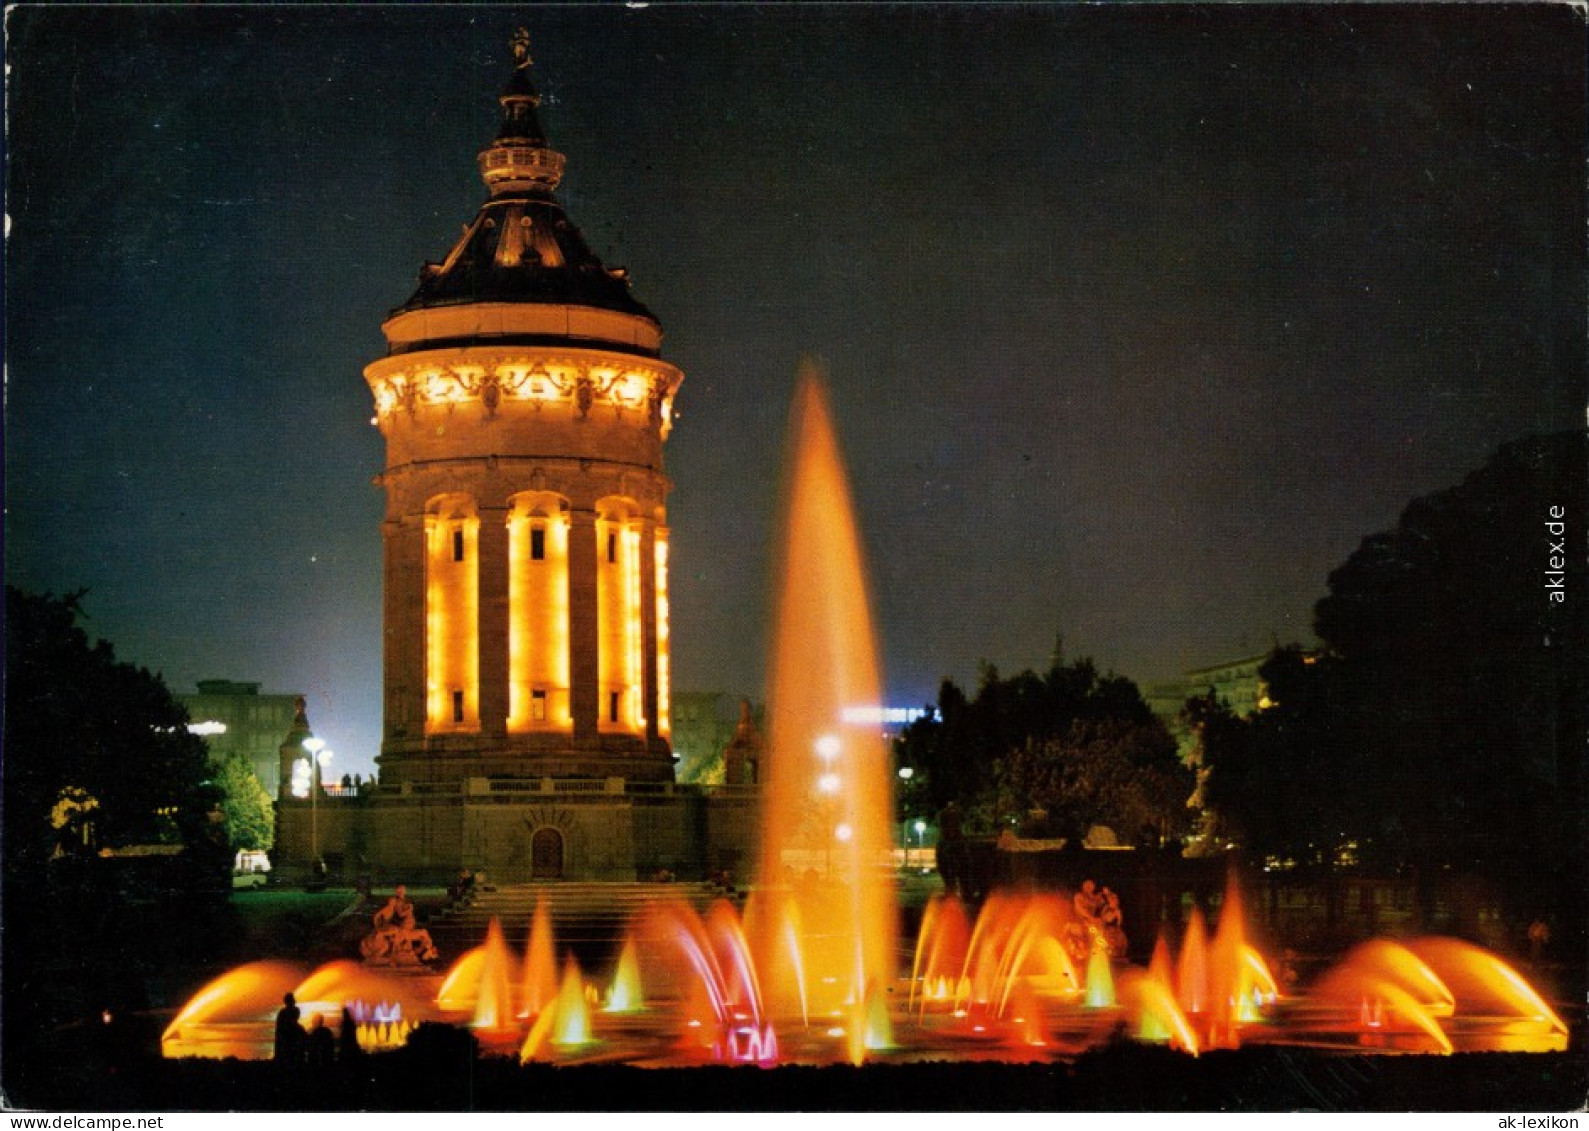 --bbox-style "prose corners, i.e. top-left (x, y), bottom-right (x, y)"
top-left (7, 5), bottom-right (1584, 779)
